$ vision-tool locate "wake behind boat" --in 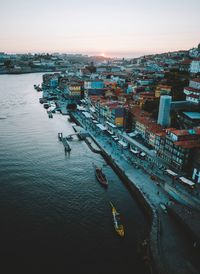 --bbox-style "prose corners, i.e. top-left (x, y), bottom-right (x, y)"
top-left (94, 165), bottom-right (108, 187)
top-left (110, 202), bottom-right (124, 237)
